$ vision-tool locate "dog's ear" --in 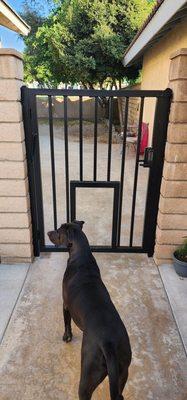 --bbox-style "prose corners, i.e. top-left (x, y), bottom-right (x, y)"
top-left (73, 220), bottom-right (85, 230)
